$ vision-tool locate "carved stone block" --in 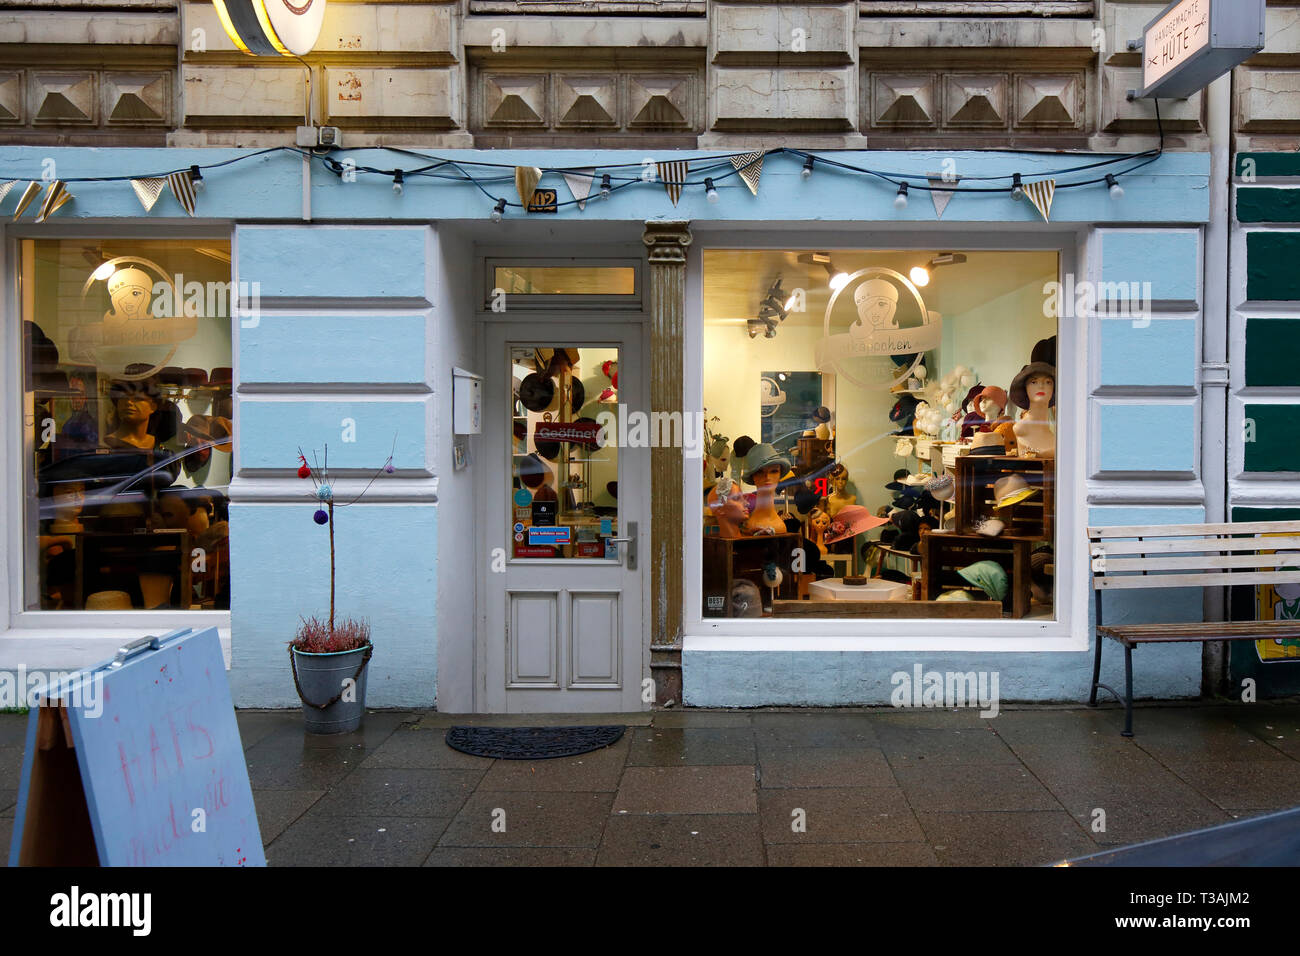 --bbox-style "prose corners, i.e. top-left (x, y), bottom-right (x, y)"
top-left (182, 66), bottom-right (307, 127)
top-left (871, 73), bottom-right (937, 129)
top-left (713, 65), bottom-right (854, 130)
top-left (1015, 73), bottom-right (1082, 130)
top-left (1101, 66), bottom-right (1203, 132)
top-left (944, 73), bottom-right (1007, 128)
top-left (481, 73), bottom-right (547, 128)
top-left (323, 67), bottom-right (457, 128)
top-left (31, 72), bottom-right (96, 125)
top-left (1237, 69), bottom-right (1300, 134)
top-left (103, 72), bottom-right (170, 126)
top-left (711, 3), bottom-right (854, 60)
top-left (0, 71), bottom-right (22, 125)
top-left (554, 75), bottom-right (618, 129)
top-left (627, 74), bottom-right (694, 130)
